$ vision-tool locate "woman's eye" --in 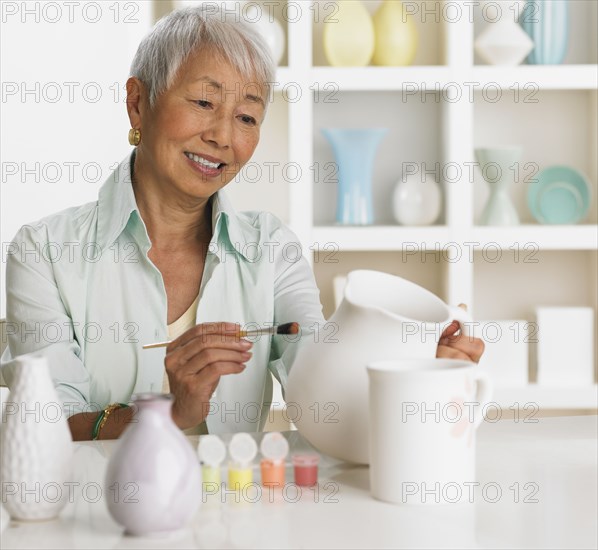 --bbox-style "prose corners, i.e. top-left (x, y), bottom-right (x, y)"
top-left (196, 99), bottom-right (211, 108)
top-left (239, 114), bottom-right (257, 126)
